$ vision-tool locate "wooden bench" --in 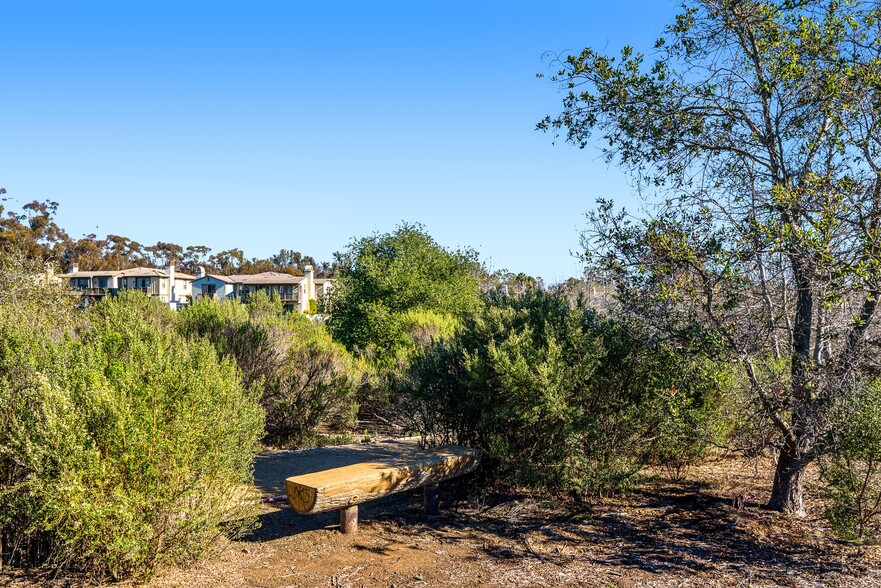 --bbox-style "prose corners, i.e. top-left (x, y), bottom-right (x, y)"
top-left (285, 444), bottom-right (481, 533)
